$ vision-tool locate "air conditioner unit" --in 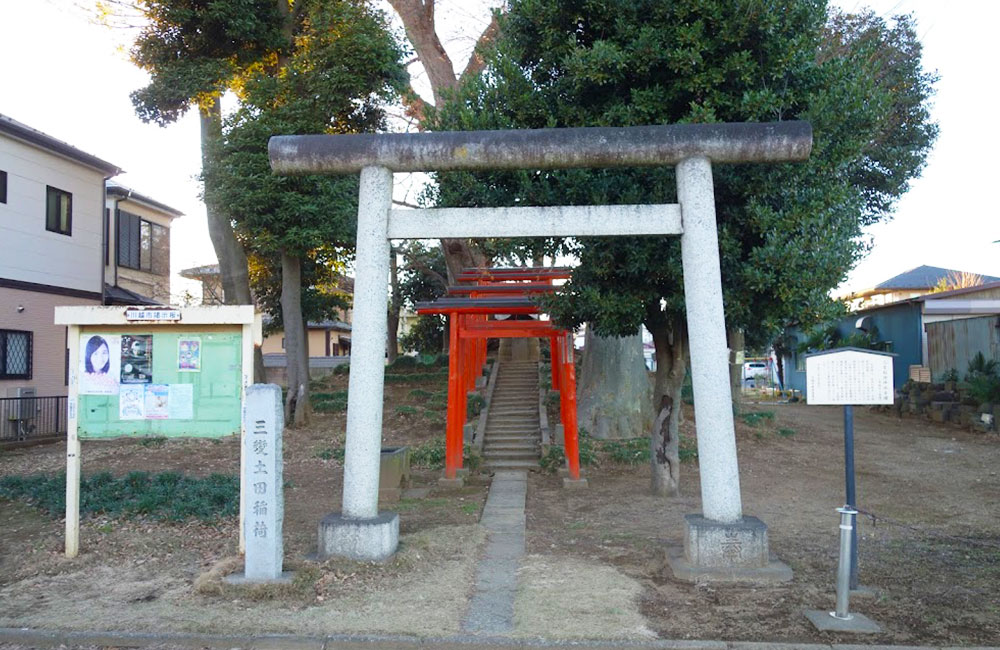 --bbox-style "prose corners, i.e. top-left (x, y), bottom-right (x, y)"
top-left (6, 387), bottom-right (37, 420)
